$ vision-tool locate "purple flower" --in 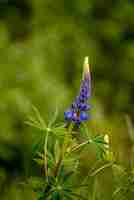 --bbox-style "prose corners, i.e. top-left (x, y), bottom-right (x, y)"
top-left (64, 57), bottom-right (91, 125)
